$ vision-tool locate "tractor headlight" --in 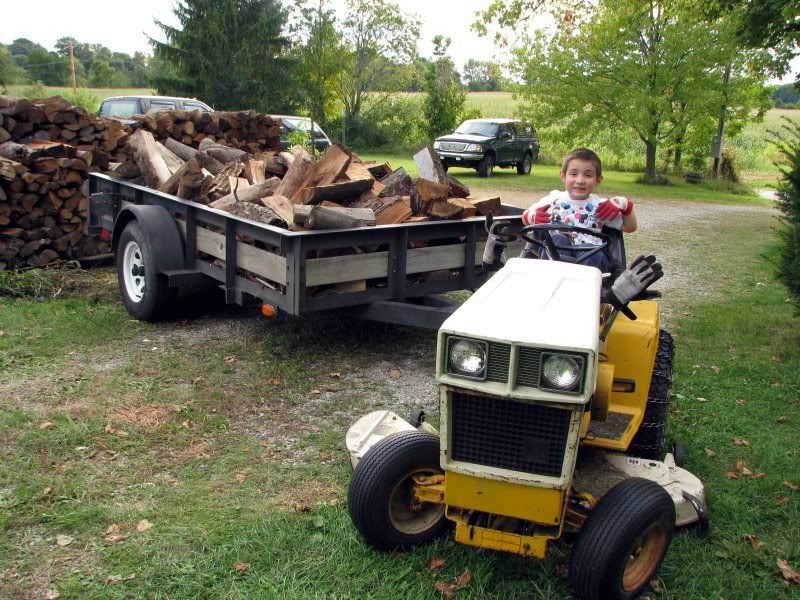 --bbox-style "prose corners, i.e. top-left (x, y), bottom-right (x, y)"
top-left (447, 338), bottom-right (487, 379)
top-left (465, 143), bottom-right (483, 152)
top-left (541, 353), bottom-right (584, 392)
